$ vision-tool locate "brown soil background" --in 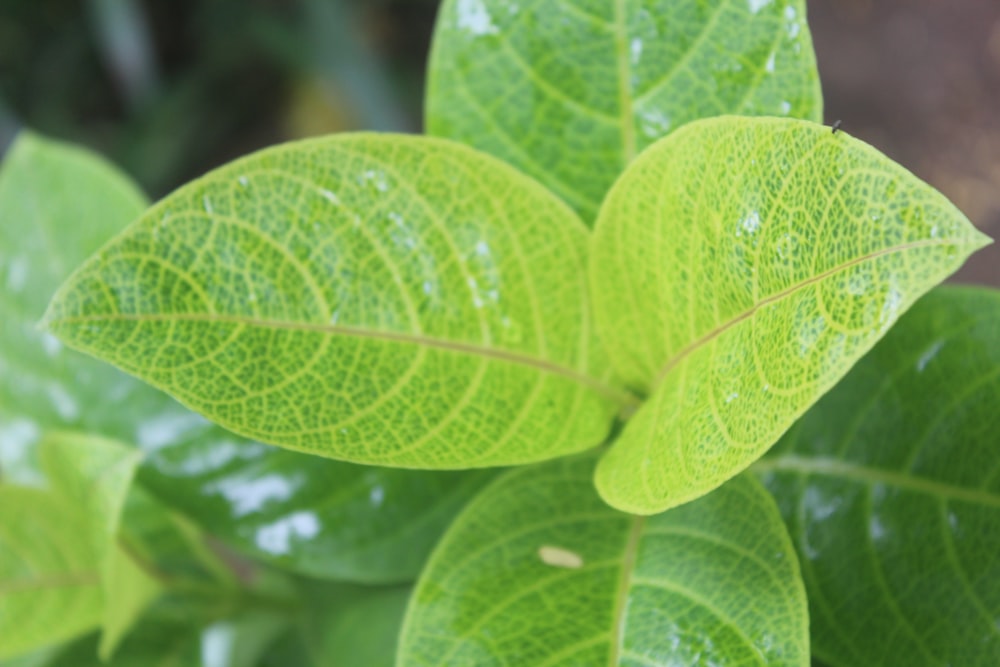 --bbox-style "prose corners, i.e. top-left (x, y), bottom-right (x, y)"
top-left (808, 0), bottom-right (1000, 285)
